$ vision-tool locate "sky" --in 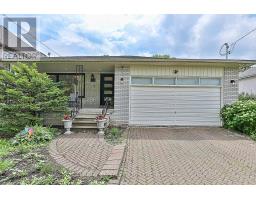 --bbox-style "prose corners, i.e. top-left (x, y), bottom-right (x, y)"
top-left (2, 14), bottom-right (256, 59)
